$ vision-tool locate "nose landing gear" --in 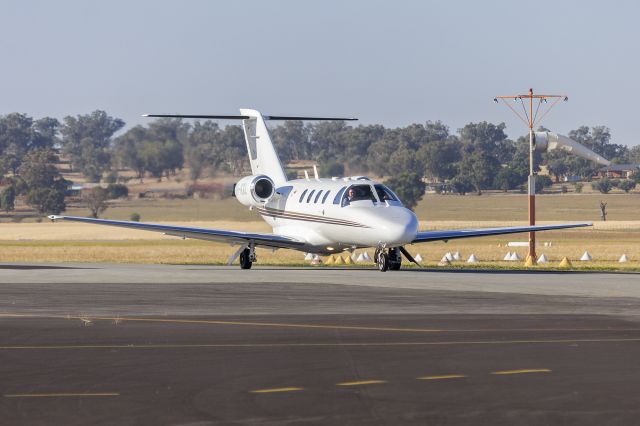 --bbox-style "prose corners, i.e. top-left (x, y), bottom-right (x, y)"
top-left (375, 247), bottom-right (402, 272)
